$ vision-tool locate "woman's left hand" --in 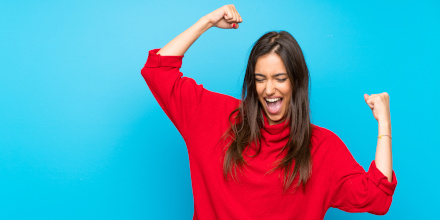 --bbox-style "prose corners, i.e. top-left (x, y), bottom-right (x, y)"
top-left (364, 92), bottom-right (391, 123)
